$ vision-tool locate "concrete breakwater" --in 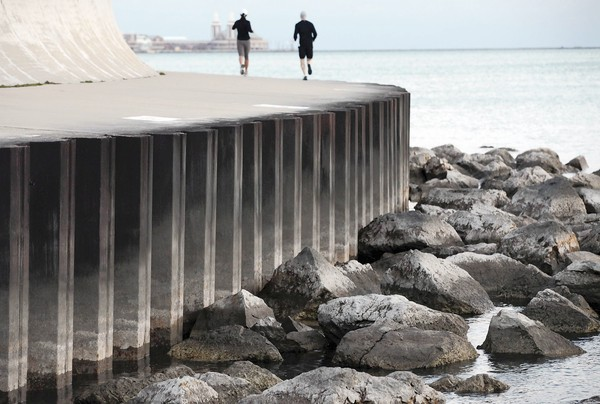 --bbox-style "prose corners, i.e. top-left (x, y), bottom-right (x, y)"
top-left (0, 92), bottom-right (410, 401)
